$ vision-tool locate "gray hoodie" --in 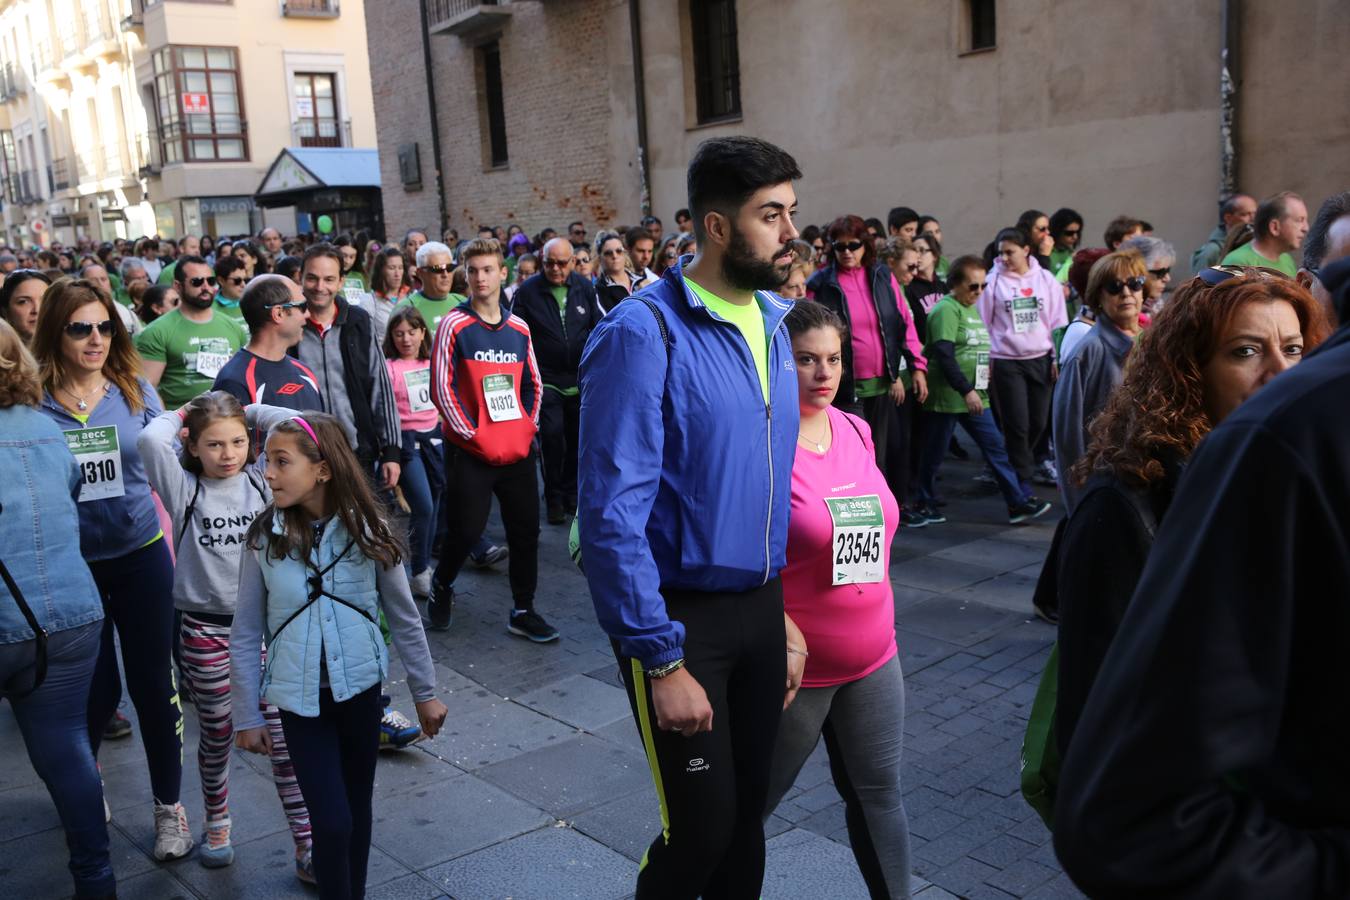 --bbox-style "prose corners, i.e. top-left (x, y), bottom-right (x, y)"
top-left (137, 404), bottom-right (295, 616)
